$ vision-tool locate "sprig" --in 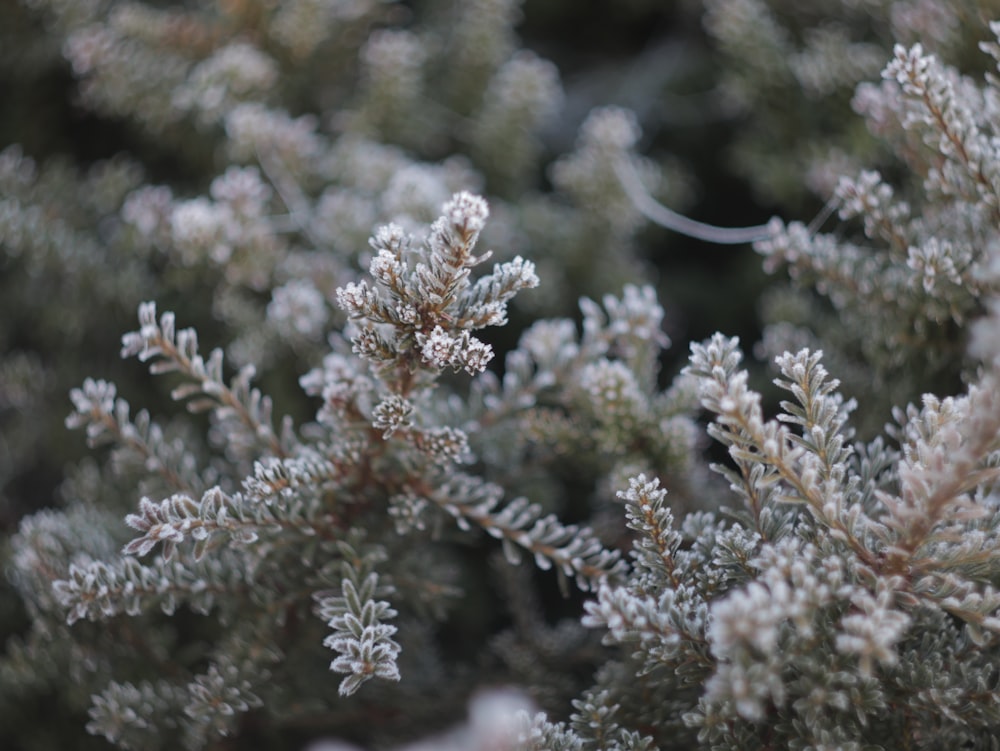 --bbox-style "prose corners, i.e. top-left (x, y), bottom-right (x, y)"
top-left (120, 301), bottom-right (290, 461)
